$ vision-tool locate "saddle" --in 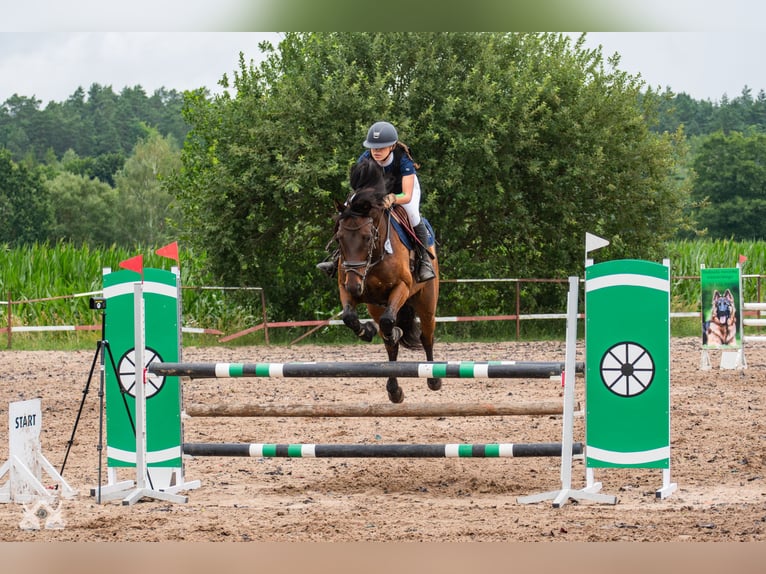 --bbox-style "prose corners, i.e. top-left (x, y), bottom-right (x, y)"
top-left (389, 205), bottom-right (435, 250)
